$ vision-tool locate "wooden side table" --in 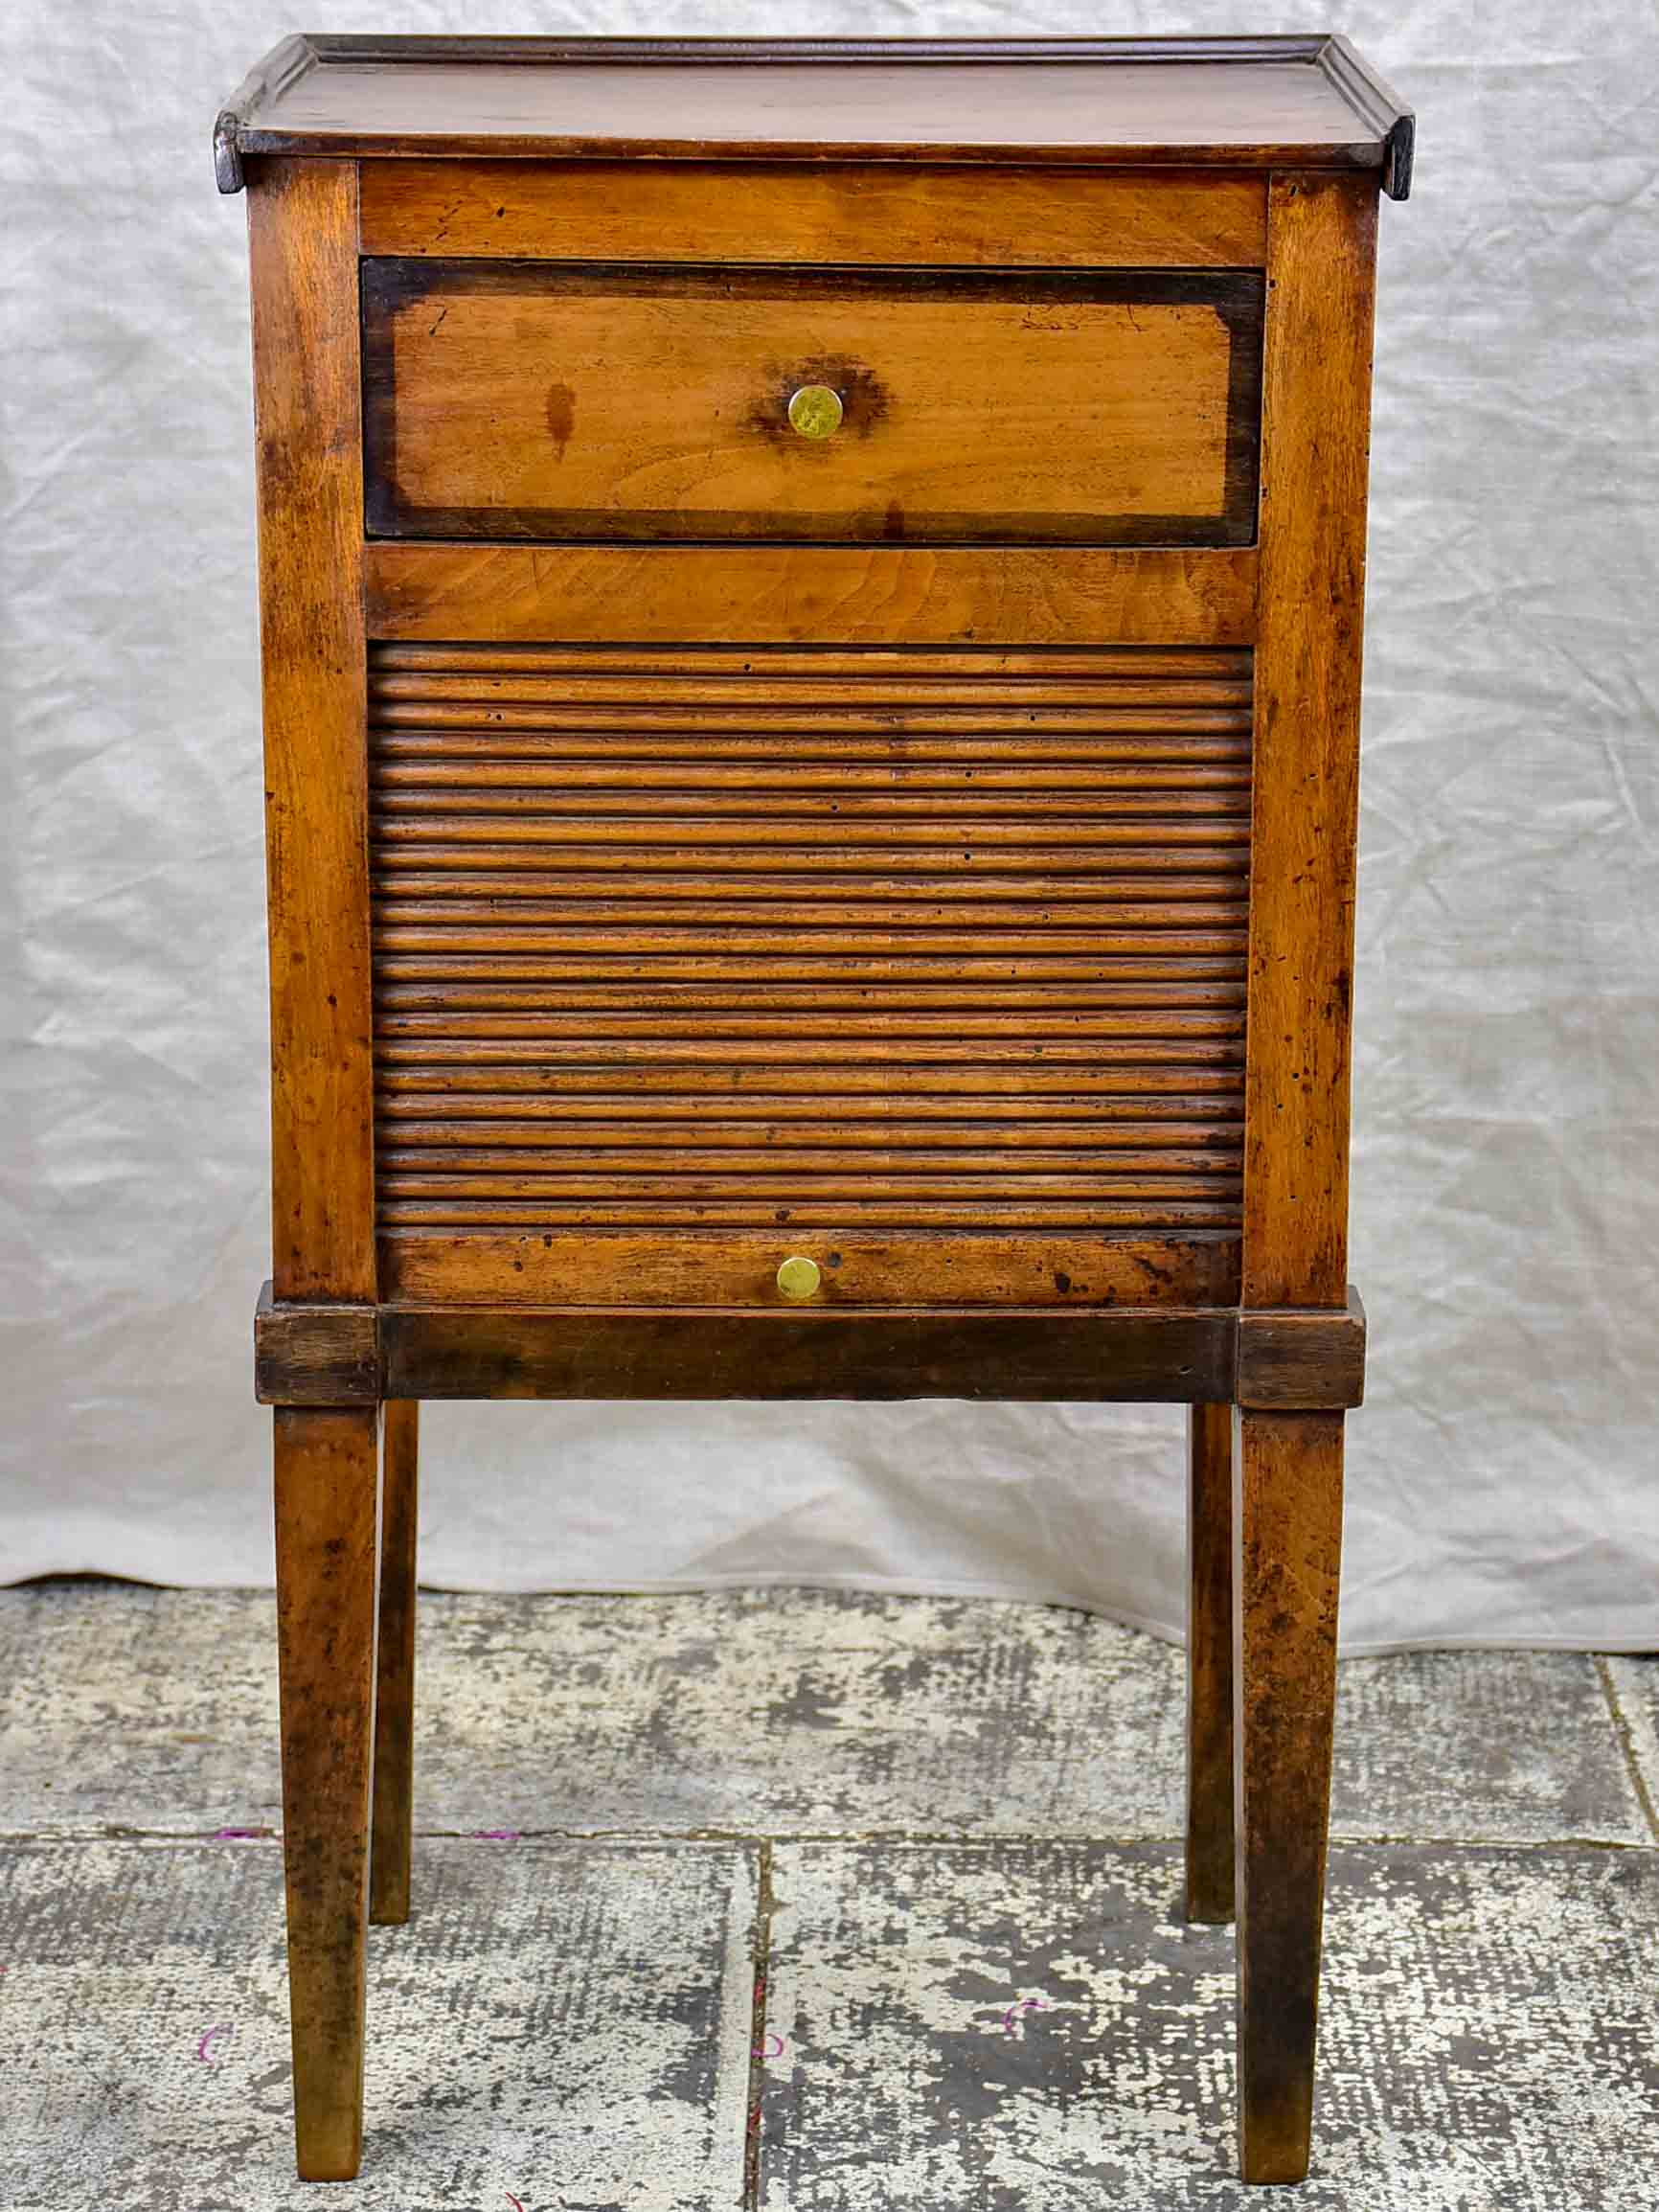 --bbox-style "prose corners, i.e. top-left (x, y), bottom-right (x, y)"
top-left (217, 33), bottom-right (1411, 2185)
